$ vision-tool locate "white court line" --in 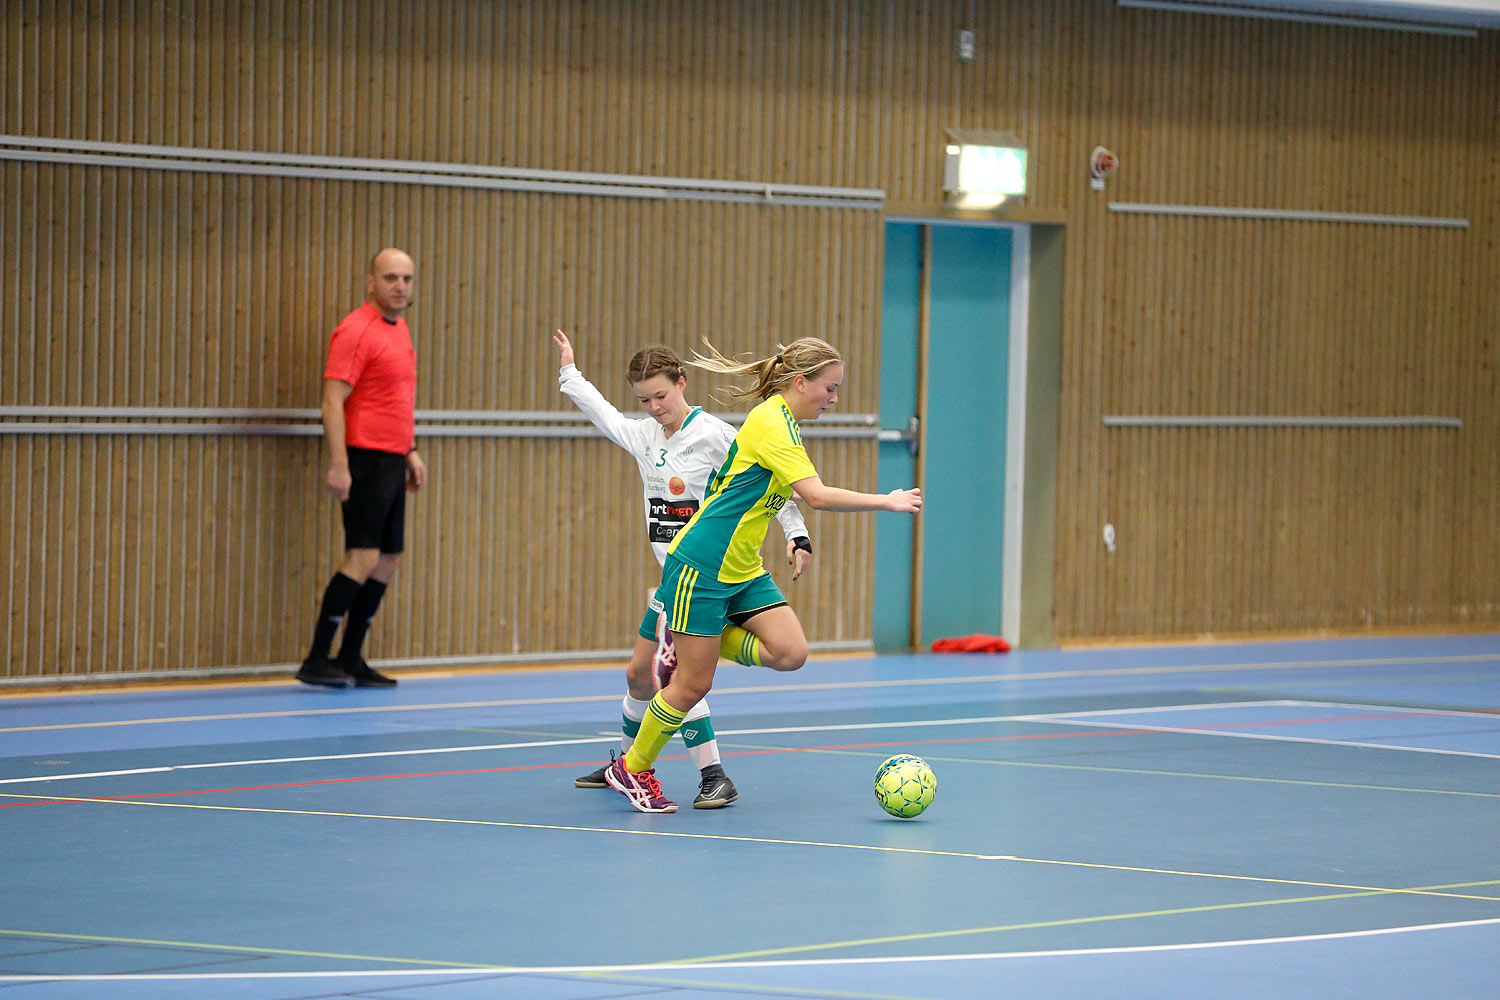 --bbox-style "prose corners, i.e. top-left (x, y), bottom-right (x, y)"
top-left (7, 650), bottom-right (1500, 734)
top-left (1021, 716), bottom-right (1500, 760)
top-left (7, 700), bottom-right (1499, 785)
top-left (0, 715), bottom-right (1036, 785)
top-left (1033, 699), bottom-right (1500, 721)
top-left (2, 916), bottom-right (1498, 981)
top-left (1023, 697), bottom-right (1500, 759)
top-left (716, 714), bottom-right (1062, 736)
top-left (0, 735), bottom-right (618, 785)
top-left (1008, 699), bottom-right (1300, 721)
